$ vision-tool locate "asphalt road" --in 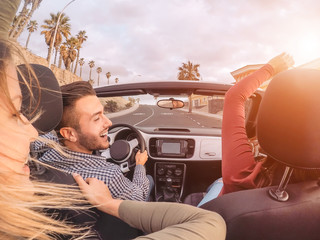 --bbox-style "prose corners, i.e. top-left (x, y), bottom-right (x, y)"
top-left (109, 105), bottom-right (222, 128)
